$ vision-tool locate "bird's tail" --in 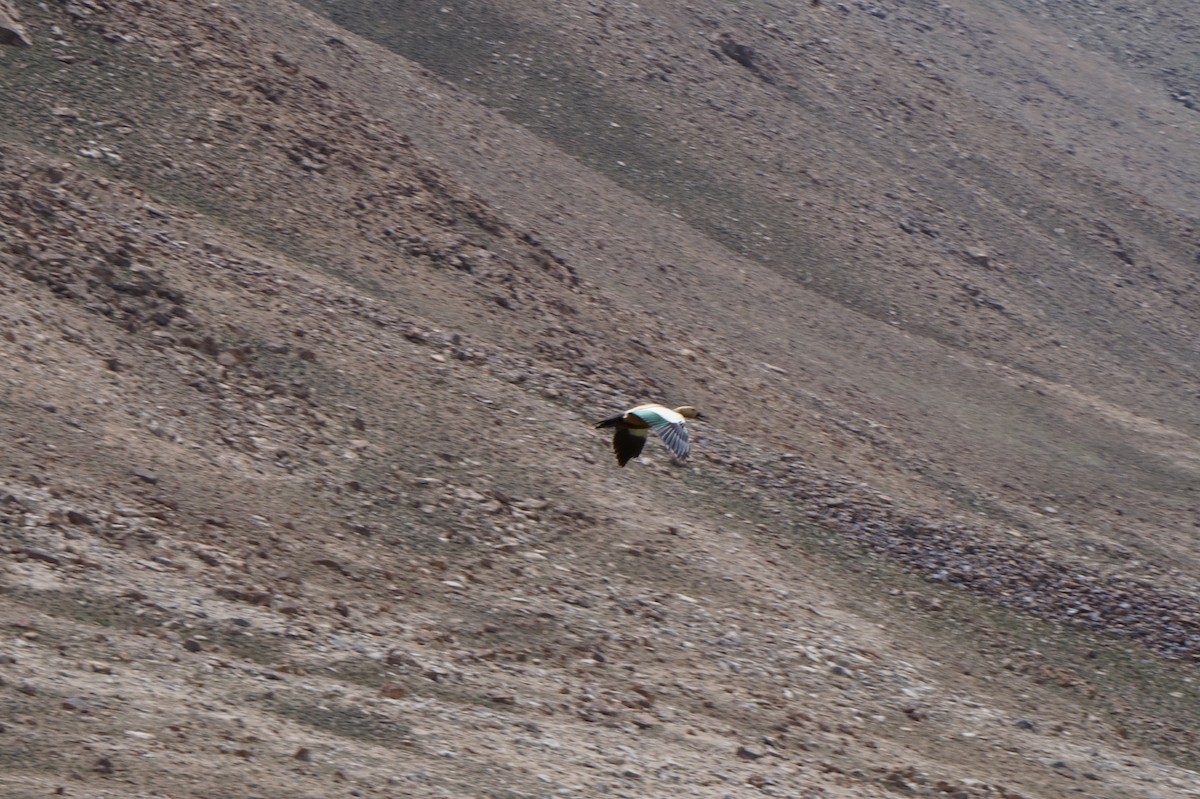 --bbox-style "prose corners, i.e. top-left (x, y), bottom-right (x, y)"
top-left (594, 414), bottom-right (624, 429)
